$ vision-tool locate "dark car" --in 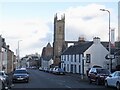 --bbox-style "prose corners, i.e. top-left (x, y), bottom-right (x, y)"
top-left (88, 68), bottom-right (110, 85)
top-left (12, 69), bottom-right (29, 83)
